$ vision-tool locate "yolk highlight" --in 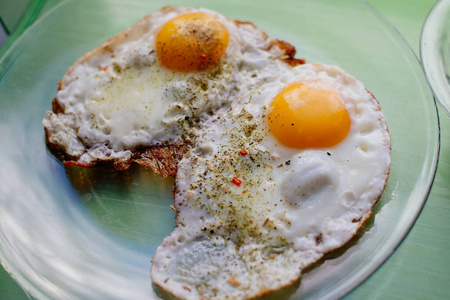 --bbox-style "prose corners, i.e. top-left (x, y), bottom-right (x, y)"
top-left (156, 13), bottom-right (229, 71)
top-left (268, 83), bottom-right (350, 149)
